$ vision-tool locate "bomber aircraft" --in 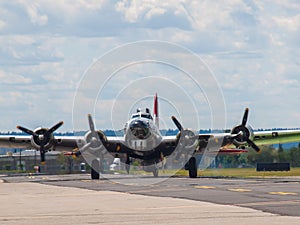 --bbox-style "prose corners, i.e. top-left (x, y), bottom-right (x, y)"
top-left (1, 94), bottom-right (300, 179)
